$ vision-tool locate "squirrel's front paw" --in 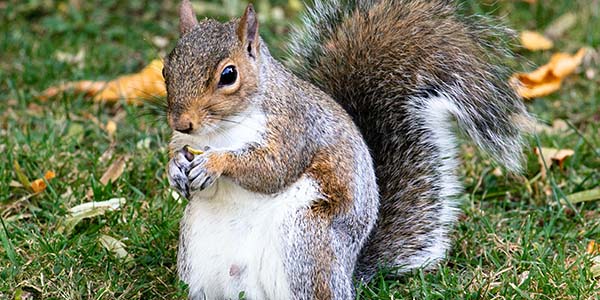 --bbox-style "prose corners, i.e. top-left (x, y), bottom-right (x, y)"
top-left (167, 149), bottom-right (193, 198)
top-left (188, 152), bottom-right (223, 192)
